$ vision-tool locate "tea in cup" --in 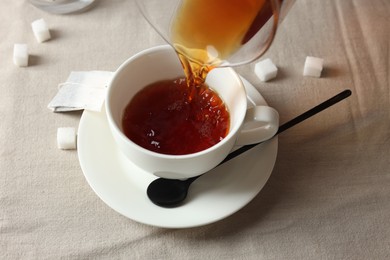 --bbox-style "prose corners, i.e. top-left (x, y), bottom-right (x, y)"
top-left (106, 45), bottom-right (279, 179)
